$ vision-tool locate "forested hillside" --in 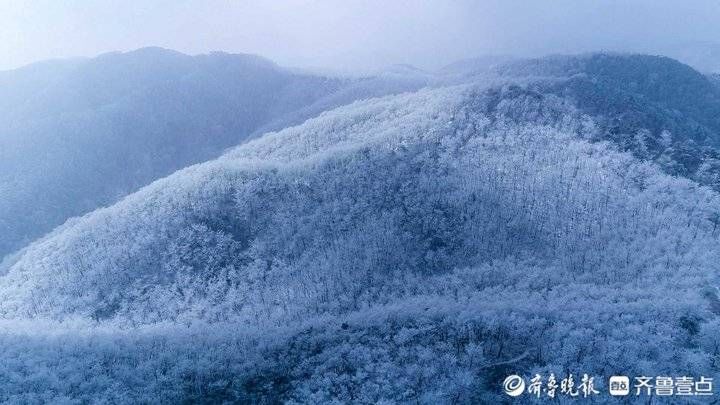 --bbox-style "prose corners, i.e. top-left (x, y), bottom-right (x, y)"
top-left (495, 54), bottom-right (720, 190)
top-left (1, 54), bottom-right (719, 401)
top-left (0, 48), bottom-right (427, 260)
